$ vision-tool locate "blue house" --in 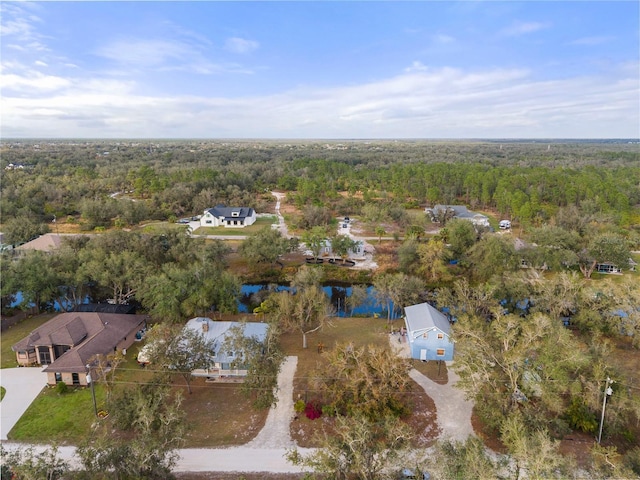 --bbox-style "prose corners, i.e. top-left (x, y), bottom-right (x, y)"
top-left (404, 303), bottom-right (454, 361)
